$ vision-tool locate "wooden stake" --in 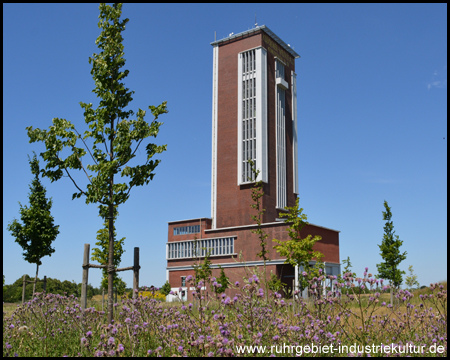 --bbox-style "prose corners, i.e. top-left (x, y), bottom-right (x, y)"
top-left (292, 278), bottom-right (295, 315)
top-left (133, 247), bottom-right (140, 300)
top-left (81, 243), bottom-right (90, 311)
top-left (22, 275), bottom-right (26, 304)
